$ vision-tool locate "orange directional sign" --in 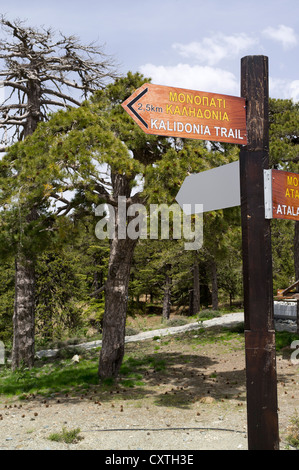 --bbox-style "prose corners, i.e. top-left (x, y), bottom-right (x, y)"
top-left (264, 169), bottom-right (299, 220)
top-left (122, 83), bottom-right (247, 145)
